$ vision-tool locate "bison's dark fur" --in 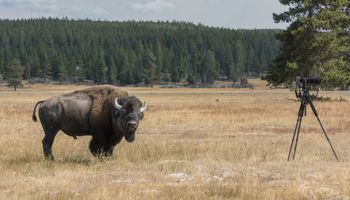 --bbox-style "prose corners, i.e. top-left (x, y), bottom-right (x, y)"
top-left (32, 85), bottom-right (147, 160)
